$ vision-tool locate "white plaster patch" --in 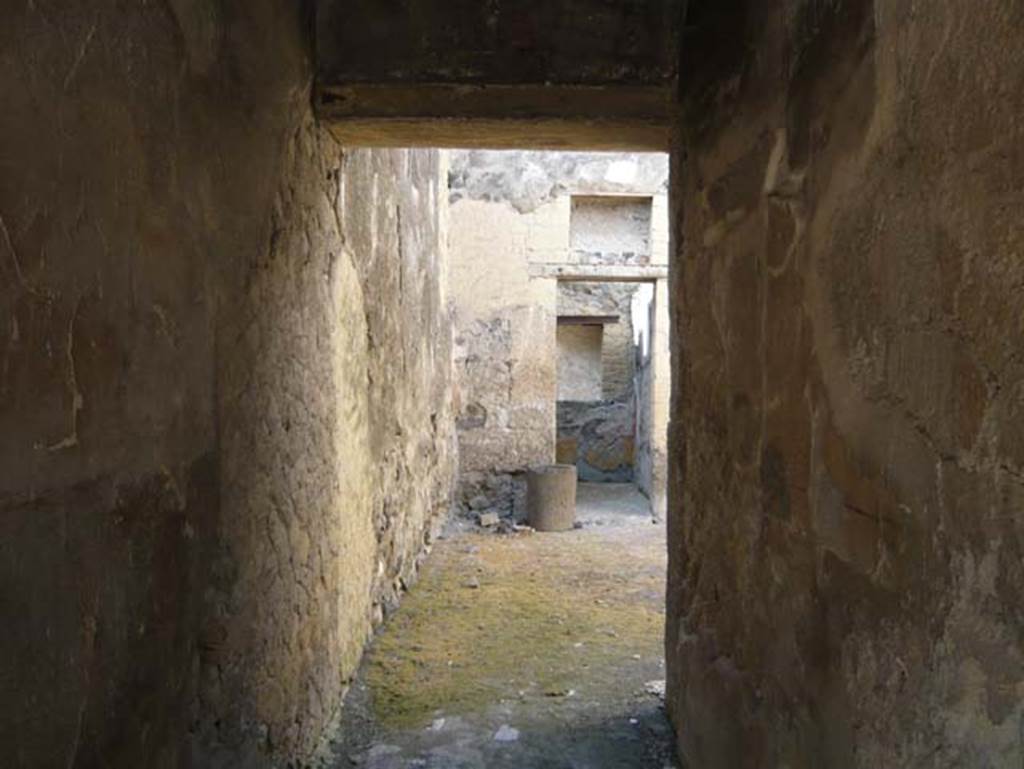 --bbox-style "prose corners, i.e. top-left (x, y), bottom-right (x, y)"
top-left (605, 160), bottom-right (638, 184)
